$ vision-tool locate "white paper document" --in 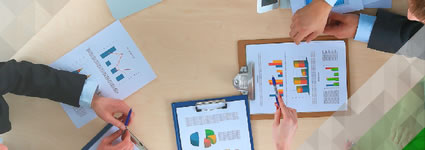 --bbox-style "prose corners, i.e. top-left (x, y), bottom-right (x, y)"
top-left (246, 41), bottom-right (348, 114)
top-left (290, 0), bottom-right (364, 14)
top-left (176, 100), bottom-right (252, 150)
top-left (51, 20), bottom-right (156, 128)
